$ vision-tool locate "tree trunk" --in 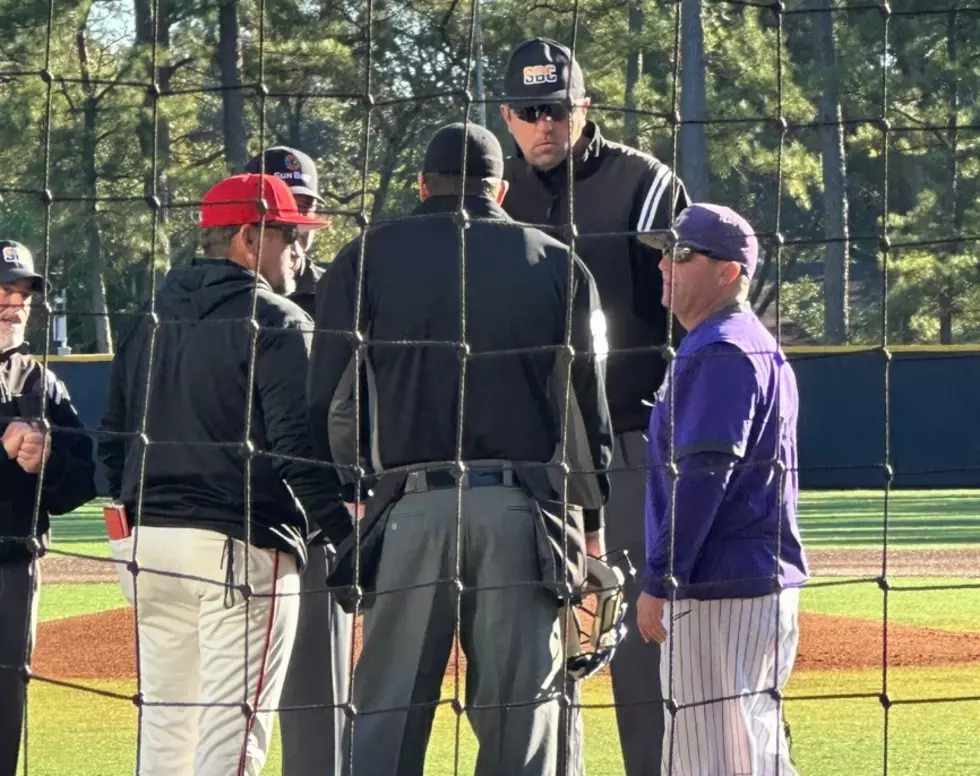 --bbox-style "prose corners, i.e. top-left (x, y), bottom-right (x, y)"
top-left (77, 23), bottom-right (112, 354)
top-left (134, 0), bottom-right (172, 294)
top-left (623, 0), bottom-right (643, 148)
top-left (218, 0), bottom-right (247, 172)
top-left (678, 0), bottom-right (709, 200)
top-left (938, 10), bottom-right (959, 344)
top-left (811, 0), bottom-right (850, 344)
